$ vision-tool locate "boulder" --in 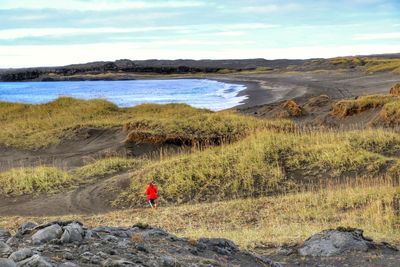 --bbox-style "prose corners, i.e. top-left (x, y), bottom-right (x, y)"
top-left (9, 248), bottom-right (33, 262)
top-left (17, 222), bottom-right (38, 236)
top-left (16, 255), bottom-right (52, 267)
top-left (298, 227), bottom-right (376, 256)
top-left (0, 241), bottom-right (13, 257)
top-left (0, 258), bottom-right (17, 267)
top-left (31, 224), bottom-right (62, 245)
top-left (197, 238), bottom-right (239, 255)
top-left (60, 223), bottom-right (84, 243)
top-left (102, 258), bottom-right (135, 267)
top-left (0, 229), bottom-right (11, 242)
top-left (59, 263), bottom-right (79, 267)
